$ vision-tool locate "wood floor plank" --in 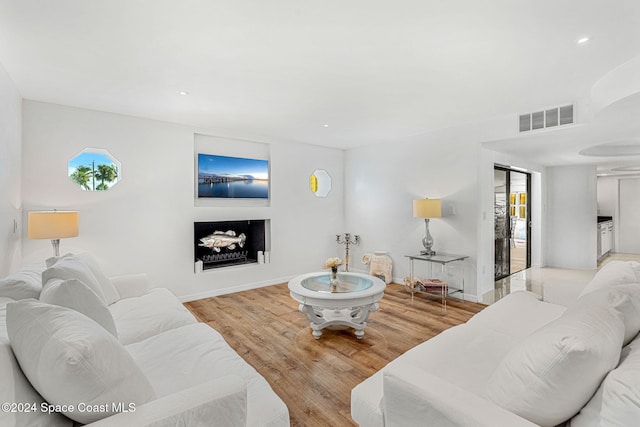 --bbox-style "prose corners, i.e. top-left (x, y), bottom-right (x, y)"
top-left (185, 282), bottom-right (485, 427)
